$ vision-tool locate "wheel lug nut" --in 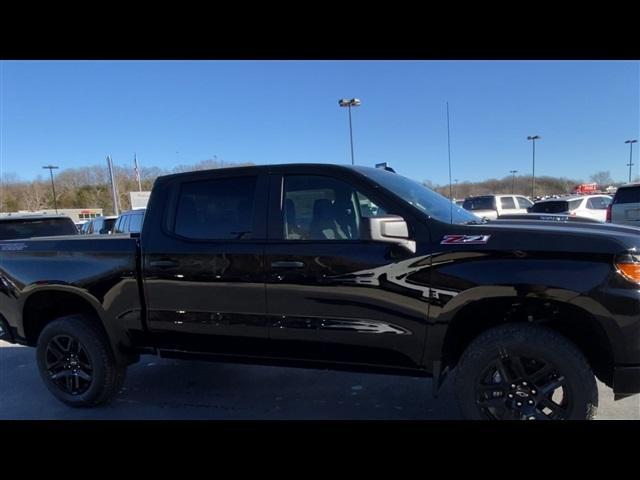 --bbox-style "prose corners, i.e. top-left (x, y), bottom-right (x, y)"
top-left (511, 384), bottom-right (516, 388)
top-left (528, 400), bottom-right (534, 405)
top-left (528, 416), bottom-right (535, 420)
top-left (517, 402), bottom-right (522, 407)
top-left (508, 394), bottom-right (514, 398)
top-left (531, 390), bottom-right (536, 394)
top-left (522, 382), bottom-right (527, 386)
